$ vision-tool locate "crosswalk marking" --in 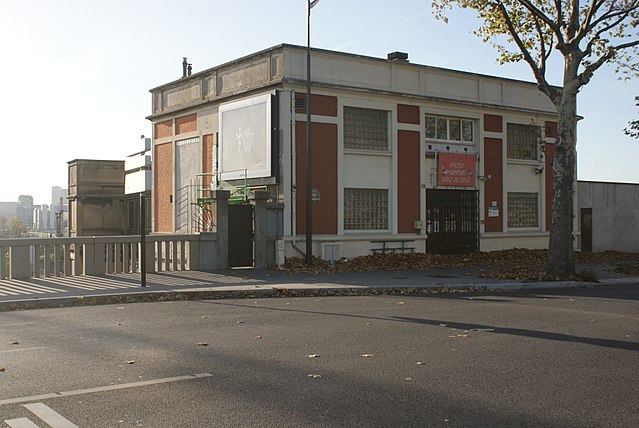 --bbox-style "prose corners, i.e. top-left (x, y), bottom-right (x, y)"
top-left (4, 417), bottom-right (41, 428)
top-left (3, 403), bottom-right (78, 428)
top-left (22, 403), bottom-right (78, 428)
